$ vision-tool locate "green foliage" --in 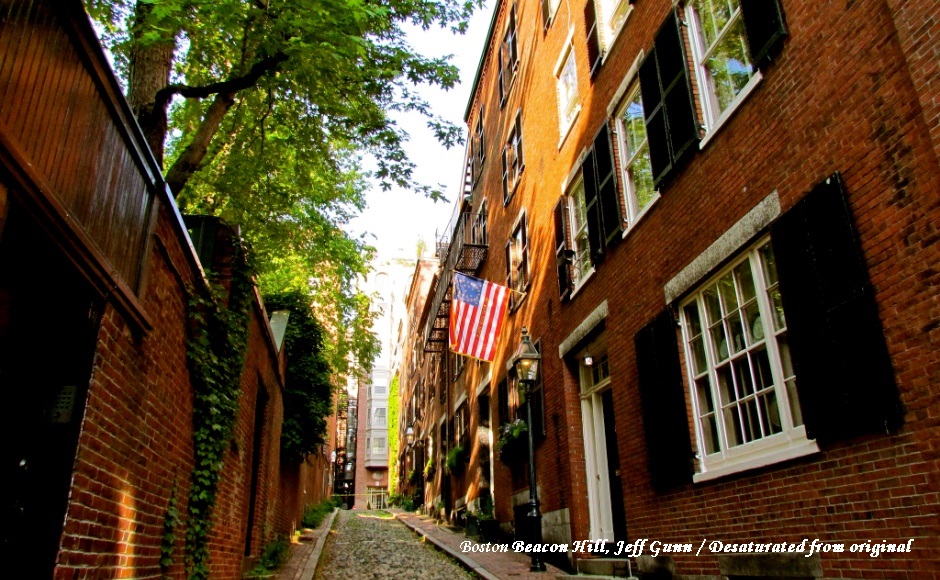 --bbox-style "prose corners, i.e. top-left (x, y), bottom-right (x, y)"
top-left (184, 243), bottom-right (254, 579)
top-left (444, 444), bottom-right (465, 474)
top-left (495, 419), bottom-right (528, 452)
top-left (251, 536), bottom-right (290, 573)
top-left (84, 0), bottom-right (476, 386)
top-left (160, 483), bottom-right (180, 572)
top-left (263, 291), bottom-right (337, 462)
top-left (387, 374), bottom-right (399, 493)
top-left (301, 497), bottom-right (341, 529)
top-left (423, 457), bottom-right (435, 479)
top-left (388, 492), bottom-right (414, 512)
